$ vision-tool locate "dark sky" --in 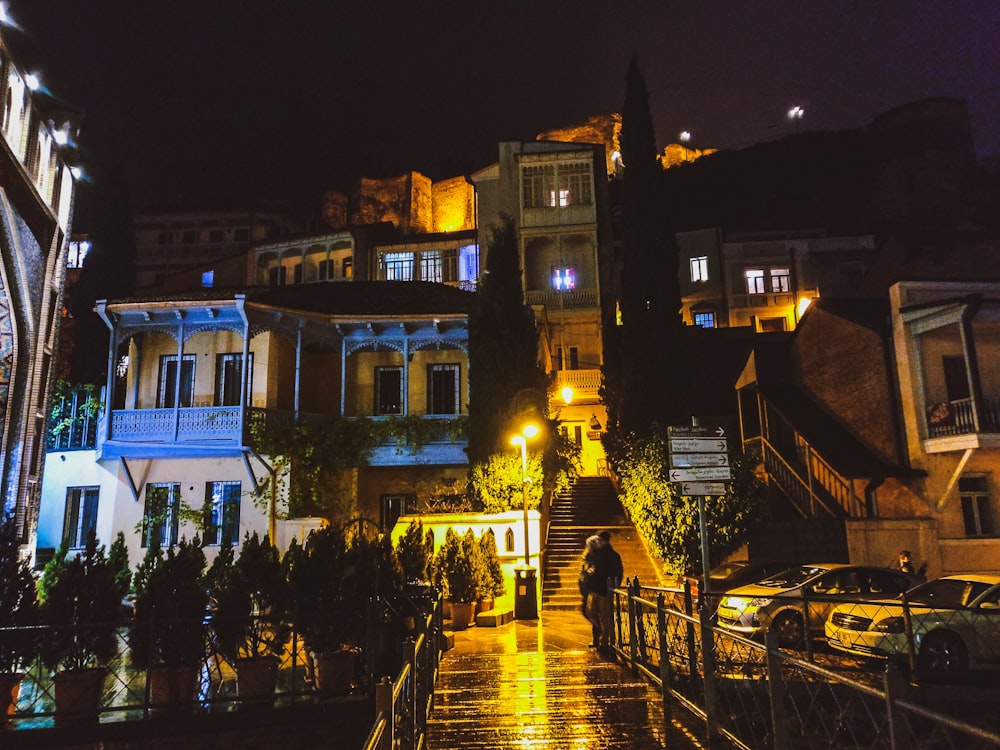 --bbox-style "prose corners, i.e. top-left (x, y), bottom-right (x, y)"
top-left (7, 1), bottom-right (999, 216)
